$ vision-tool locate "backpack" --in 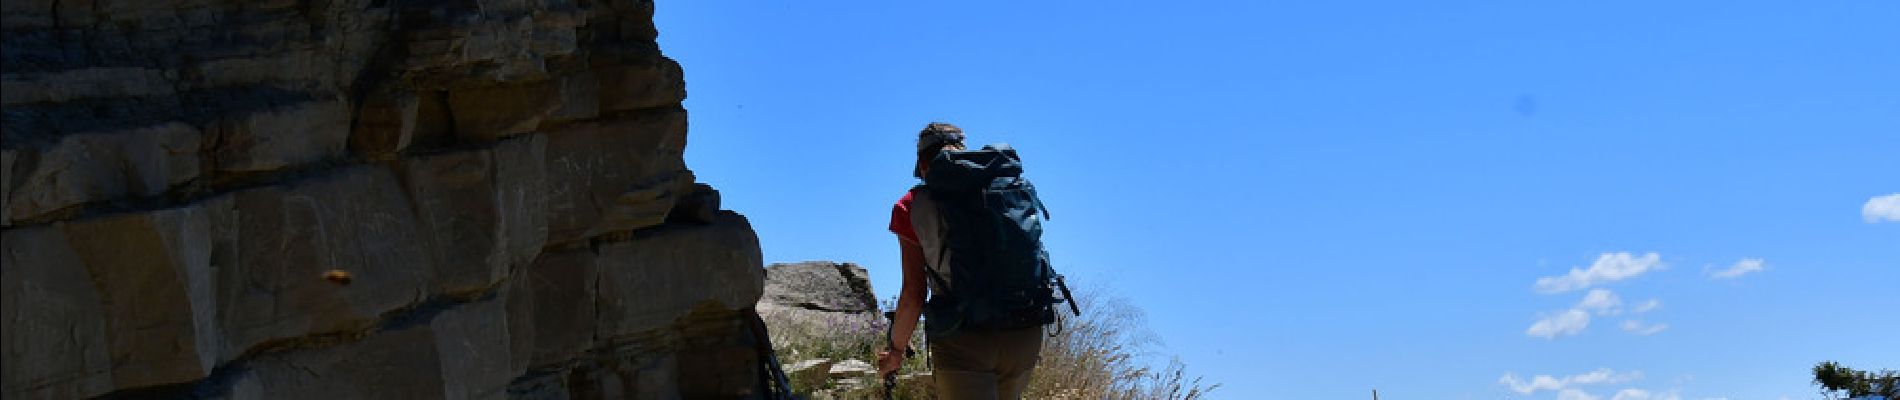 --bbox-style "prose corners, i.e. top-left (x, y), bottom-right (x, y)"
top-left (918, 143), bottom-right (1079, 337)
